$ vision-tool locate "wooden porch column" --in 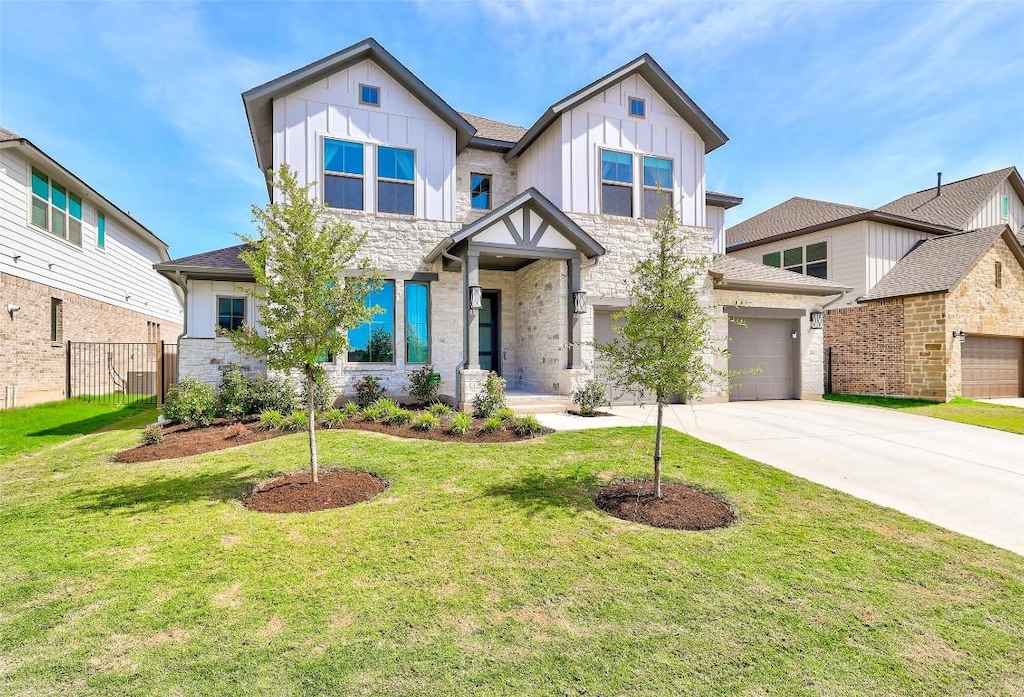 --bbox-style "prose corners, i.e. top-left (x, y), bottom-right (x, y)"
top-left (567, 255), bottom-right (582, 369)
top-left (464, 249), bottom-right (481, 370)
